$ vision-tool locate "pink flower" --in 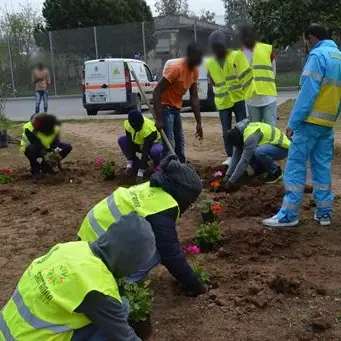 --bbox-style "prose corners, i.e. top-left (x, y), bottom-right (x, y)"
top-left (186, 245), bottom-right (201, 255)
top-left (95, 157), bottom-right (105, 166)
top-left (214, 170), bottom-right (223, 178)
top-left (0, 169), bottom-right (12, 175)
